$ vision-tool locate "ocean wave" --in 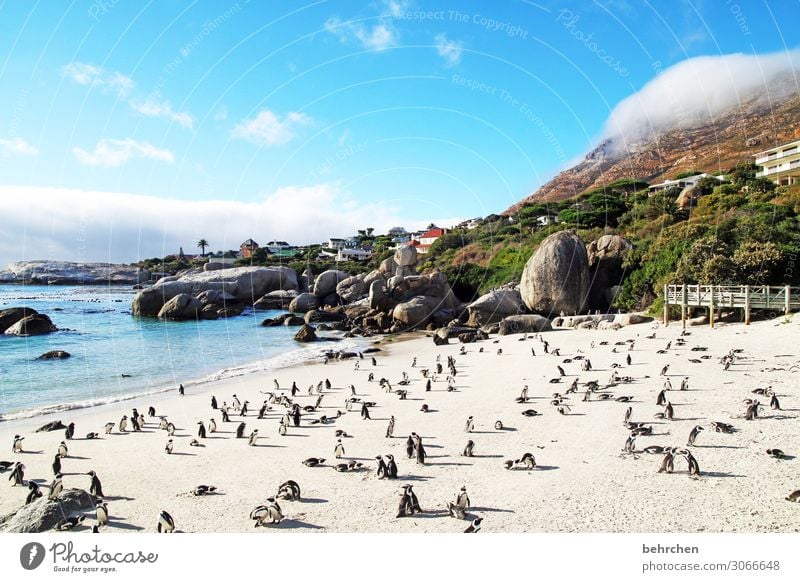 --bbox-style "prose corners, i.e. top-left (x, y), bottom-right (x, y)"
top-left (0, 335), bottom-right (370, 422)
